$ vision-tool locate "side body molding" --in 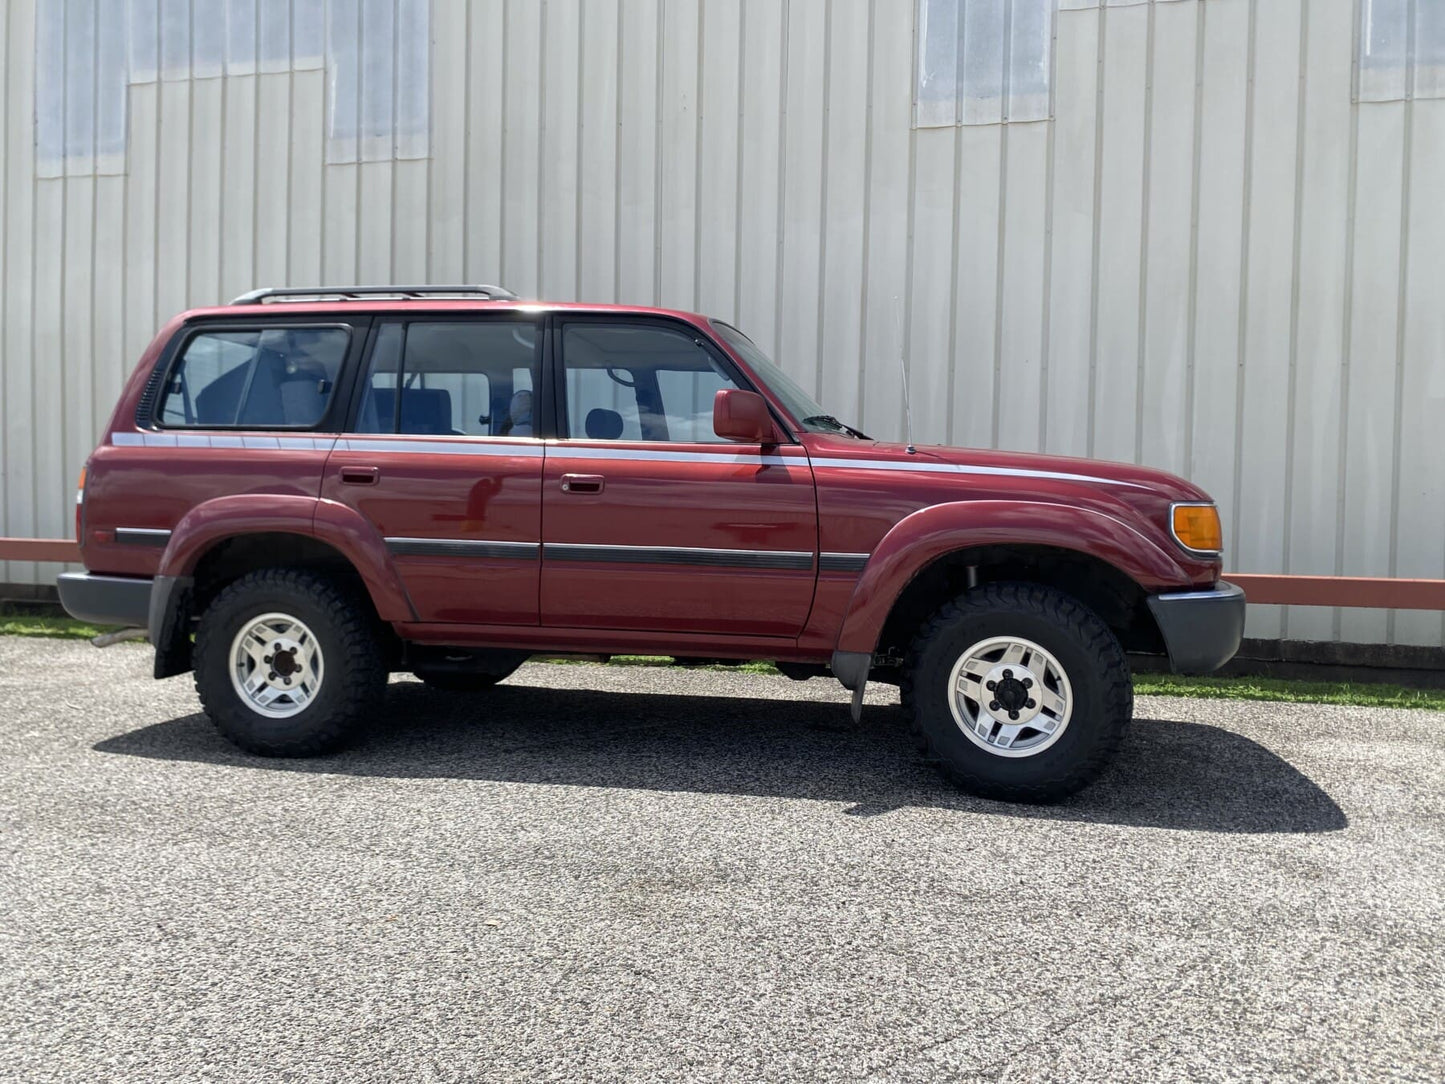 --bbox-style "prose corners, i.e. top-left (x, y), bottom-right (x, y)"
top-left (832, 500), bottom-right (1194, 657)
top-left (158, 494), bottom-right (416, 623)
